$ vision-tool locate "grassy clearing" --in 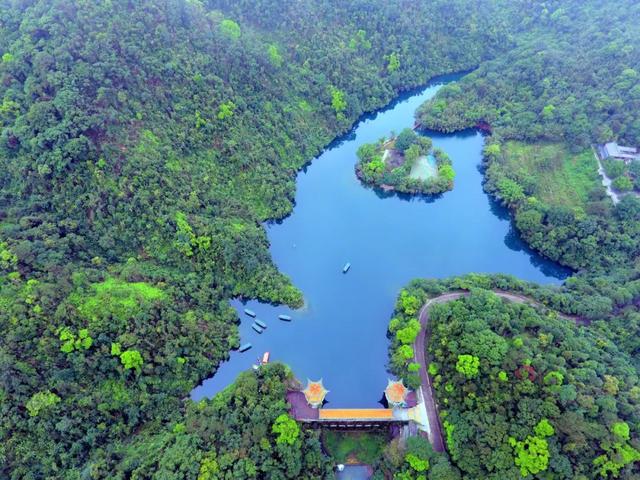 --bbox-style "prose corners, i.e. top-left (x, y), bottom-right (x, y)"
top-left (73, 277), bottom-right (165, 322)
top-left (322, 431), bottom-right (387, 464)
top-left (501, 141), bottom-right (602, 209)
